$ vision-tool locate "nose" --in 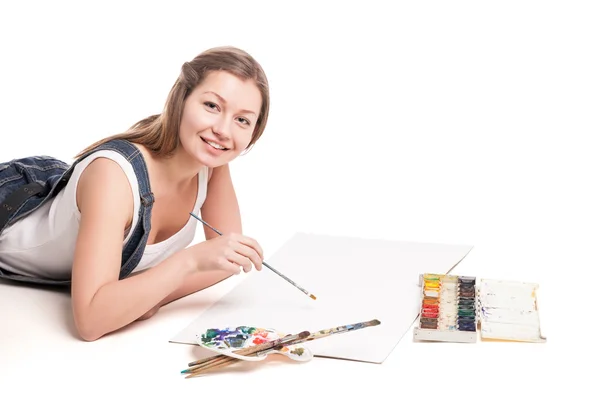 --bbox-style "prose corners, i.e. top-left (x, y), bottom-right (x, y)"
top-left (212, 116), bottom-right (232, 140)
